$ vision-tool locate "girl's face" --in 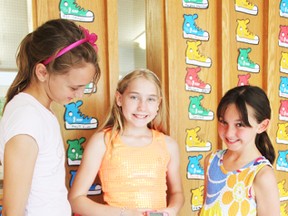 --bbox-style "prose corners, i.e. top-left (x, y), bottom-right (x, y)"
top-left (116, 77), bottom-right (161, 129)
top-left (45, 62), bottom-right (95, 105)
top-left (218, 103), bottom-right (264, 152)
